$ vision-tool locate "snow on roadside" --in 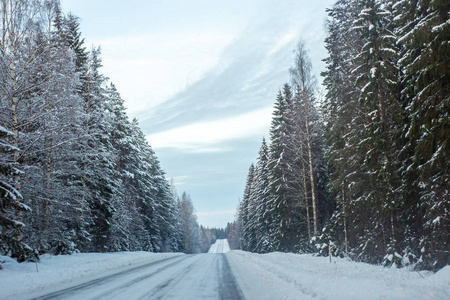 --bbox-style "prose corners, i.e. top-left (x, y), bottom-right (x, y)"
top-left (227, 251), bottom-right (450, 300)
top-left (0, 252), bottom-right (183, 299)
